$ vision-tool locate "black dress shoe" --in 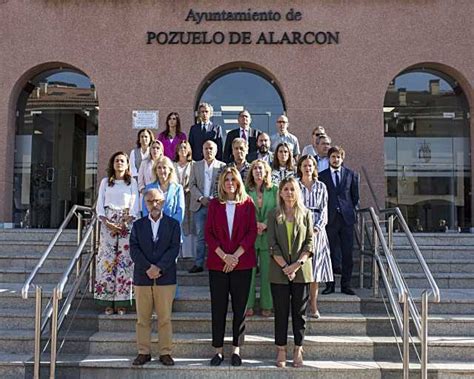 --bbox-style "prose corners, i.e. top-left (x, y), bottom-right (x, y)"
top-left (341, 287), bottom-right (356, 295)
top-left (188, 265), bottom-right (203, 273)
top-left (159, 354), bottom-right (175, 366)
top-left (231, 353), bottom-right (242, 366)
top-left (210, 353), bottom-right (224, 366)
top-left (322, 283), bottom-right (335, 295)
top-left (132, 354), bottom-right (151, 366)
